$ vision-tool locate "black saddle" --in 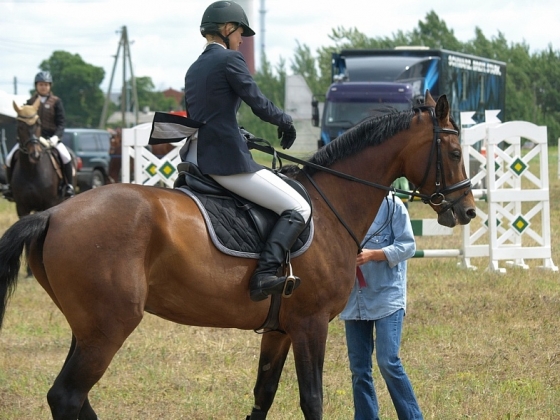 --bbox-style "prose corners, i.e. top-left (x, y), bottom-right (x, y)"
top-left (174, 162), bottom-right (313, 257)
